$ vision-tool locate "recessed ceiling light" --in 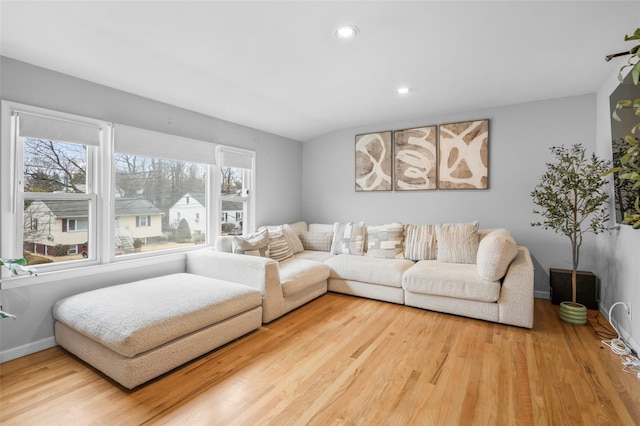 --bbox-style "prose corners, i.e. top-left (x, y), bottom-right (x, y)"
top-left (397, 87), bottom-right (411, 94)
top-left (335, 25), bottom-right (359, 39)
